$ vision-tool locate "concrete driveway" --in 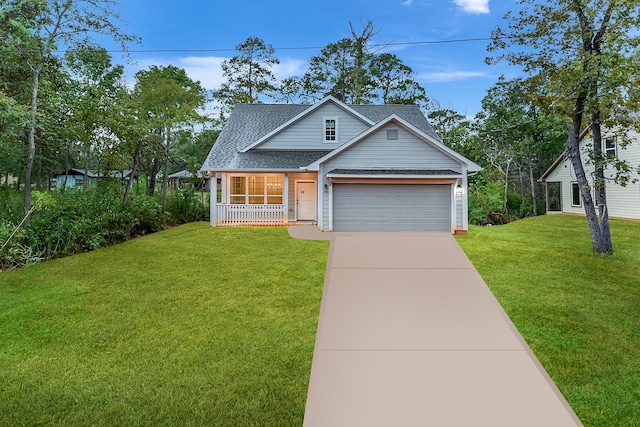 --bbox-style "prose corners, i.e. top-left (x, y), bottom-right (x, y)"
top-left (290, 228), bottom-right (583, 427)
